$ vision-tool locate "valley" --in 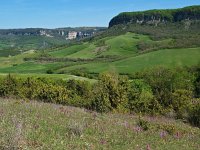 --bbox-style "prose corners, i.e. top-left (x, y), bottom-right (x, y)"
top-left (0, 31), bottom-right (199, 76)
top-left (0, 4), bottom-right (200, 149)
